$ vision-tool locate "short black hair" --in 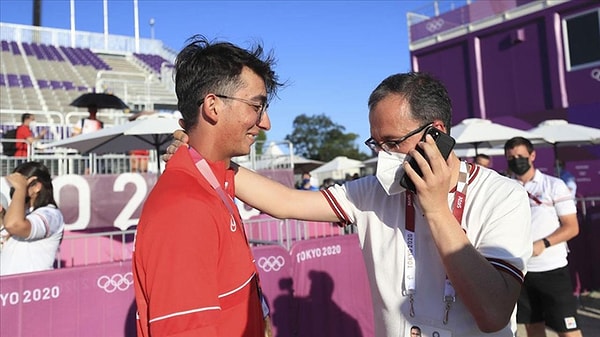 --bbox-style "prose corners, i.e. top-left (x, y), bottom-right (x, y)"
top-left (368, 72), bottom-right (452, 133)
top-left (174, 35), bottom-right (282, 130)
top-left (504, 136), bottom-right (534, 154)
